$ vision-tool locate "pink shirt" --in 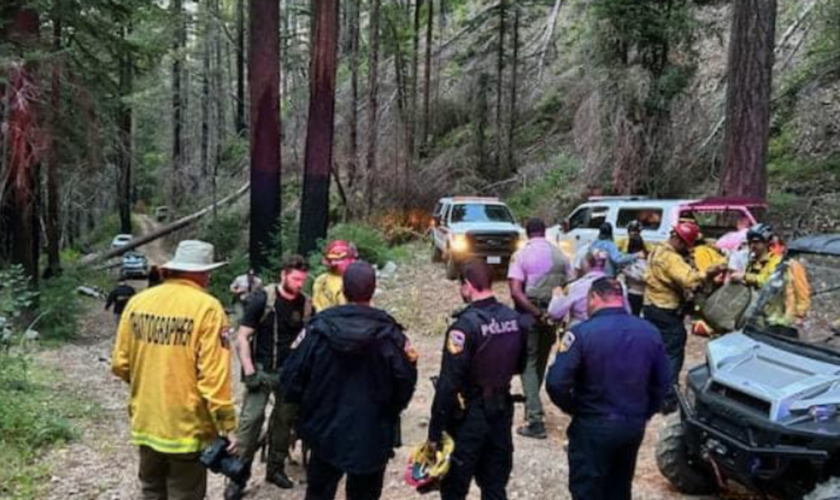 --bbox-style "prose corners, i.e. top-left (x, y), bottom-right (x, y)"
top-left (716, 229), bottom-right (748, 253)
top-left (507, 238), bottom-right (565, 289)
